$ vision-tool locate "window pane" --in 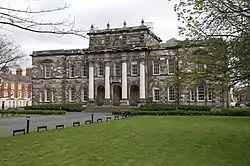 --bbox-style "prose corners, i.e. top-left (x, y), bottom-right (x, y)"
top-left (70, 63), bottom-right (75, 77)
top-left (99, 63), bottom-right (104, 76)
top-left (131, 63), bottom-right (138, 75)
top-left (45, 65), bottom-right (51, 78)
top-left (154, 89), bottom-right (160, 101)
top-left (198, 86), bottom-right (205, 100)
top-left (169, 87), bottom-right (175, 101)
top-left (115, 62), bottom-right (121, 76)
top-left (82, 65), bottom-right (87, 77)
top-left (190, 90), bottom-right (195, 101)
top-left (153, 61), bottom-right (160, 75)
top-left (168, 59), bottom-right (175, 74)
